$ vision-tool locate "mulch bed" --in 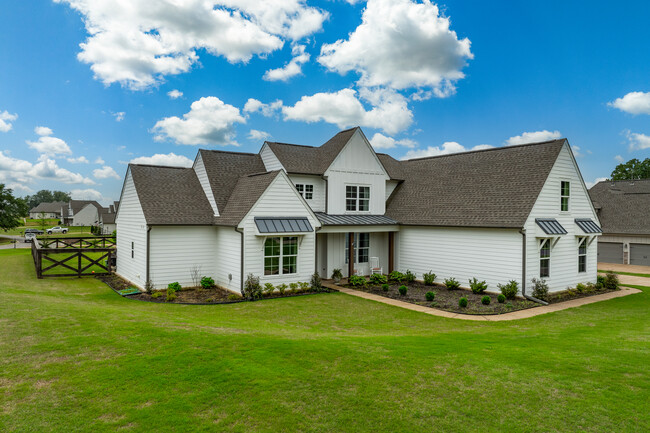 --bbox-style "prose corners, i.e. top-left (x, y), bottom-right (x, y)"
top-left (545, 286), bottom-right (619, 304)
top-left (98, 274), bottom-right (334, 304)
